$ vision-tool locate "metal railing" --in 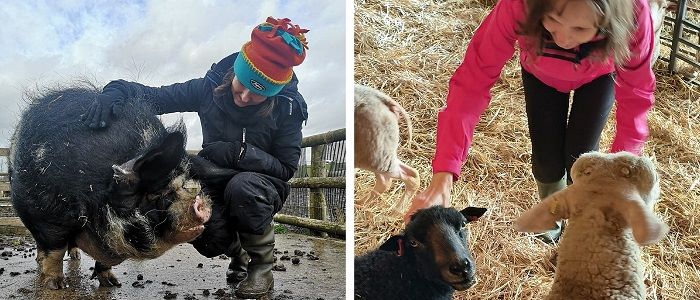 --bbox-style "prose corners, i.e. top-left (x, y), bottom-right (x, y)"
top-left (660, 0), bottom-right (700, 86)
